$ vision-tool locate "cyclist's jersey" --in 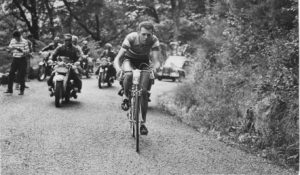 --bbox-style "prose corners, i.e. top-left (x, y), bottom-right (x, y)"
top-left (51, 44), bottom-right (81, 63)
top-left (121, 32), bottom-right (159, 60)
